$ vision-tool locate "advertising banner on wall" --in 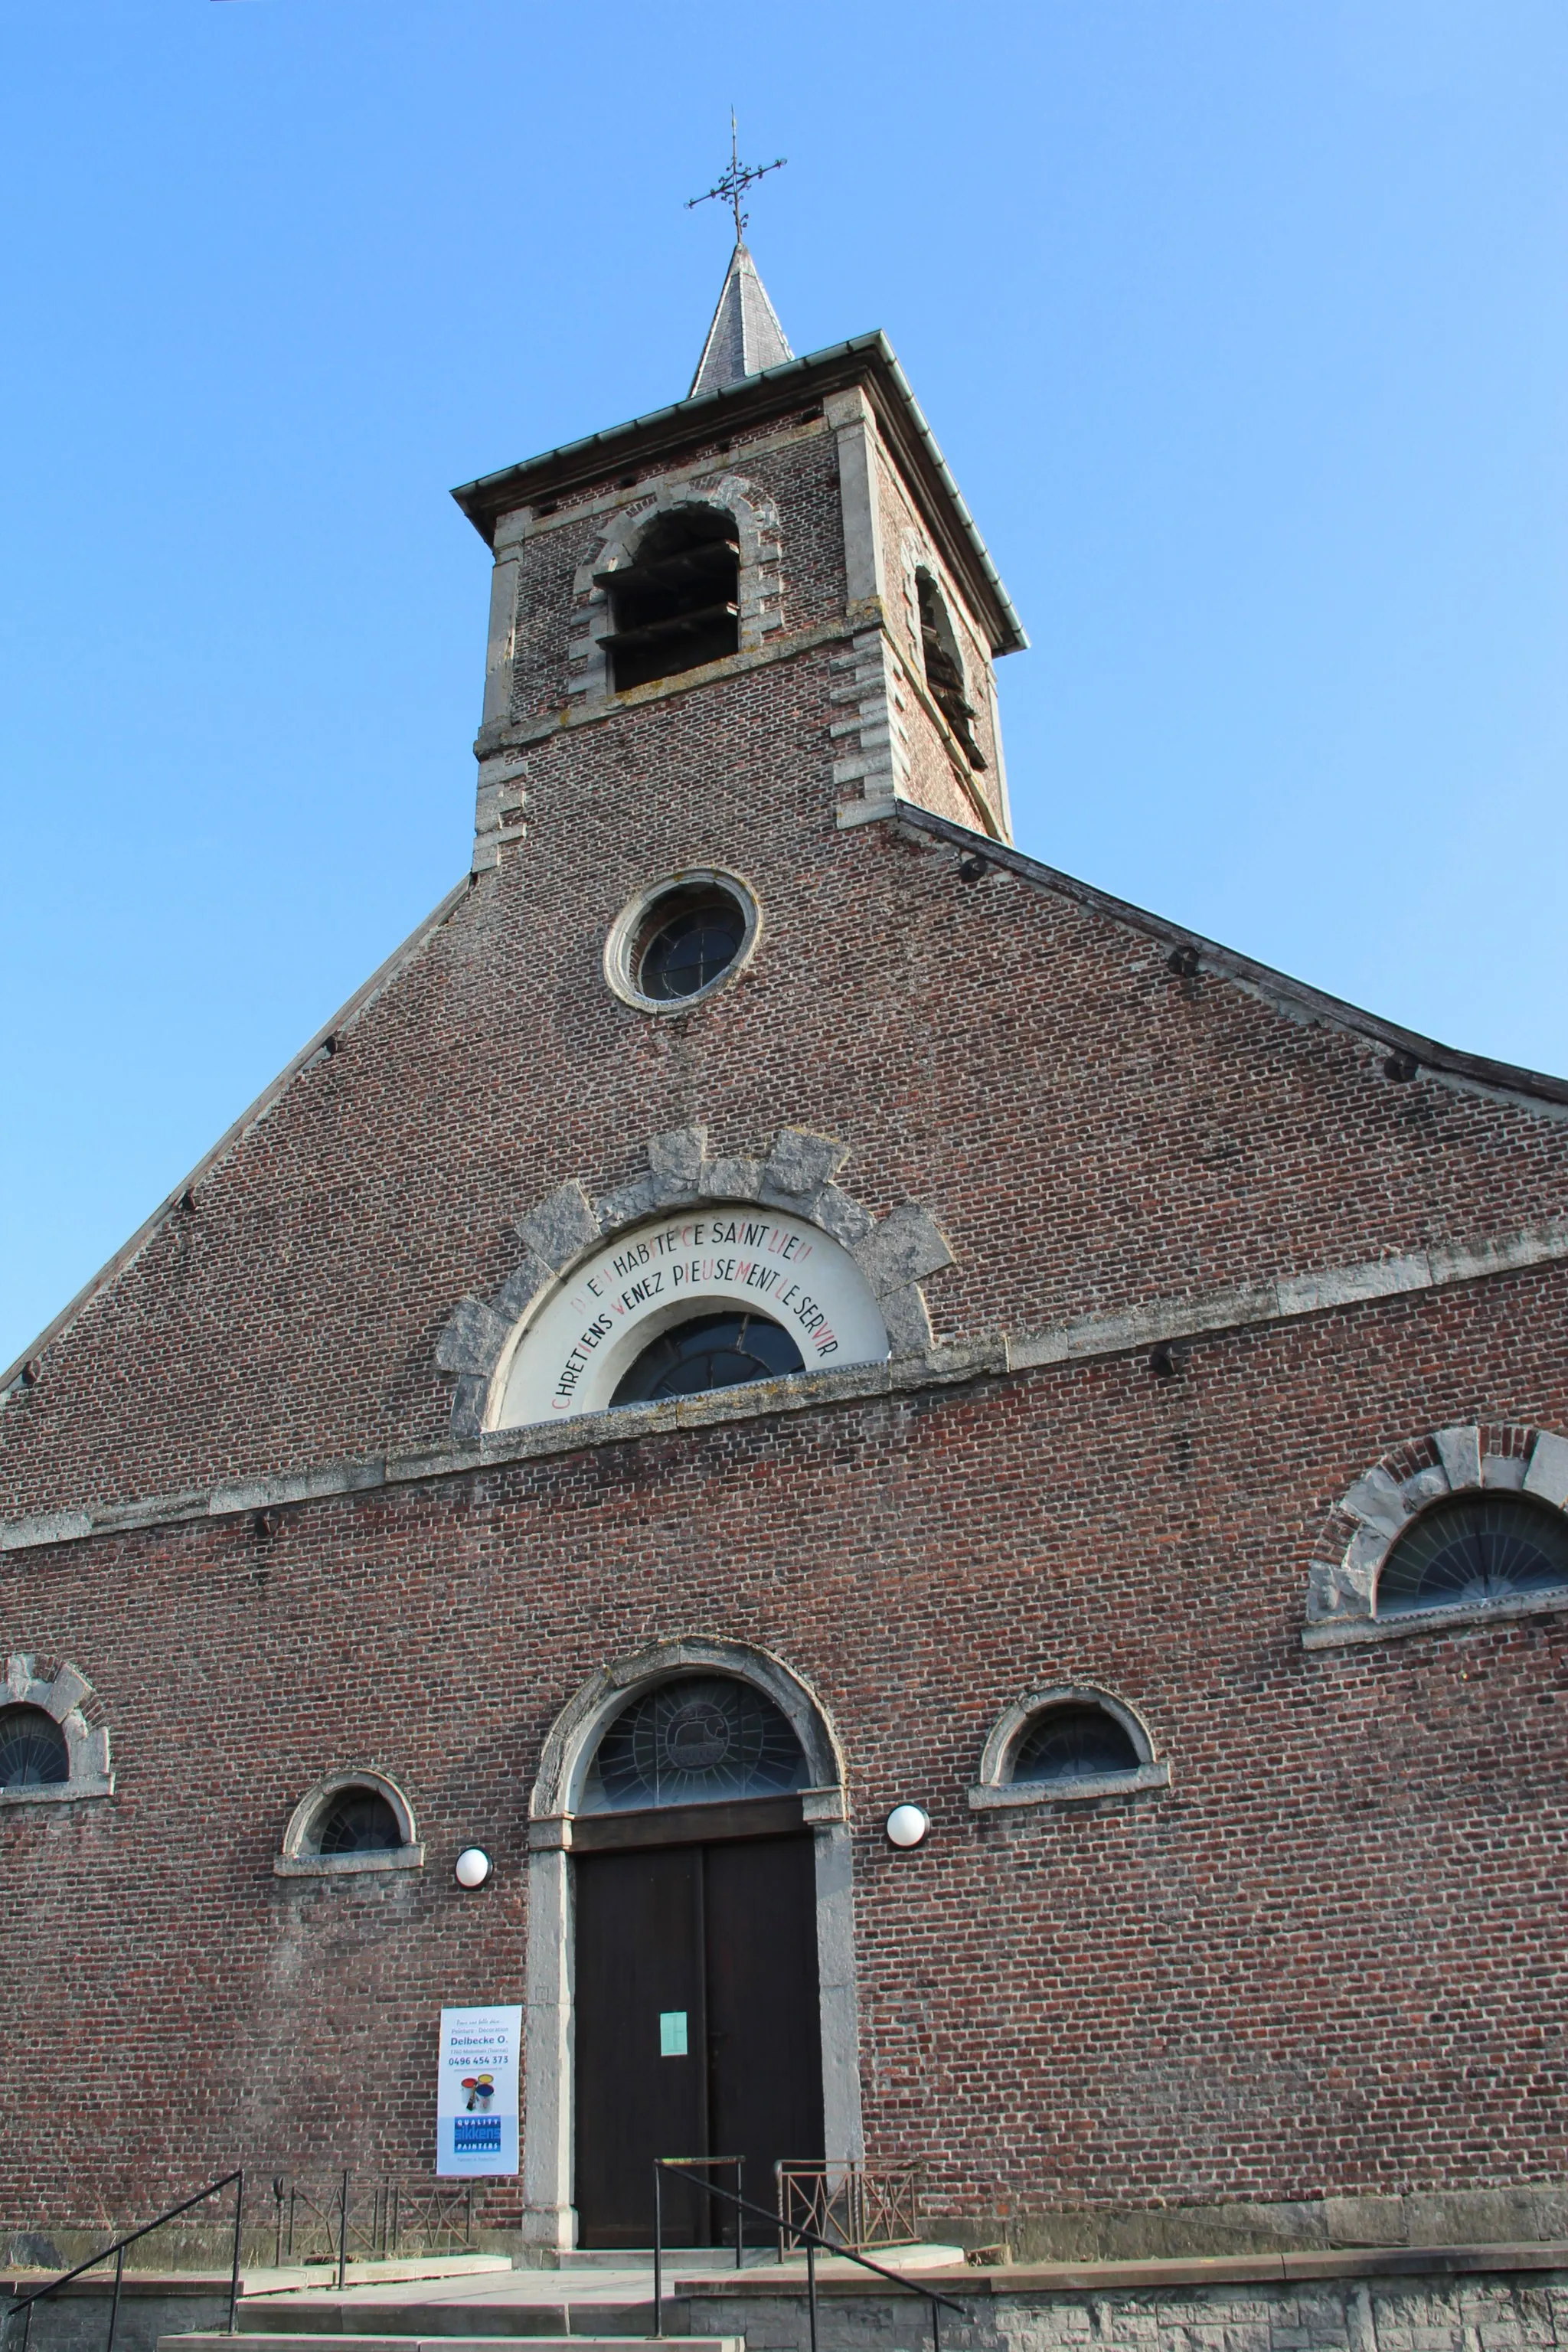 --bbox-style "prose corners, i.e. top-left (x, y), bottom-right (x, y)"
top-left (436, 2004), bottom-right (522, 2177)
